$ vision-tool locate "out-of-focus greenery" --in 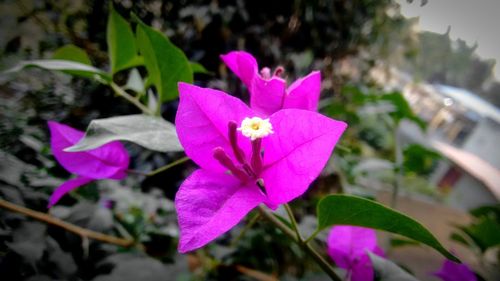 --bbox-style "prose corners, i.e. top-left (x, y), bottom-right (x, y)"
top-left (450, 204), bottom-right (500, 278)
top-left (403, 144), bottom-right (441, 176)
